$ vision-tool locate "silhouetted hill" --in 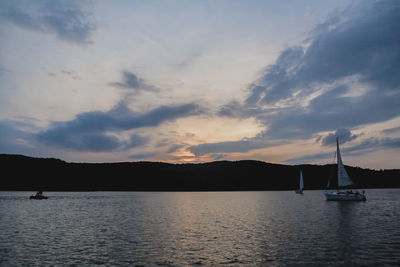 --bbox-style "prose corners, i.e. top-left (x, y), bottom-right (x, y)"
top-left (1, 154), bottom-right (399, 191)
